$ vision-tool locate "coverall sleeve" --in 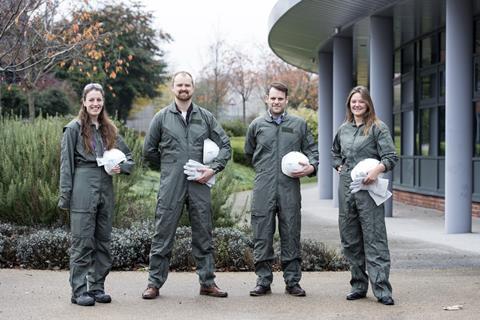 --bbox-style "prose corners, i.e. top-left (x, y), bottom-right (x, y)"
top-left (244, 122), bottom-right (256, 164)
top-left (301, 122), bottom-right (319, 176)
top-left (331, 129), bottom-right (344, 170)
top-left (143, 113), bottom-right (162, 171)
top-left (207, 115), bottom-right (231, 174)
top-left (375, 123), bottom-right (398, 172)
top-left (58, 127), bottom-right (76, 210)
top-left (116, 135), bottom-right (135, 175)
